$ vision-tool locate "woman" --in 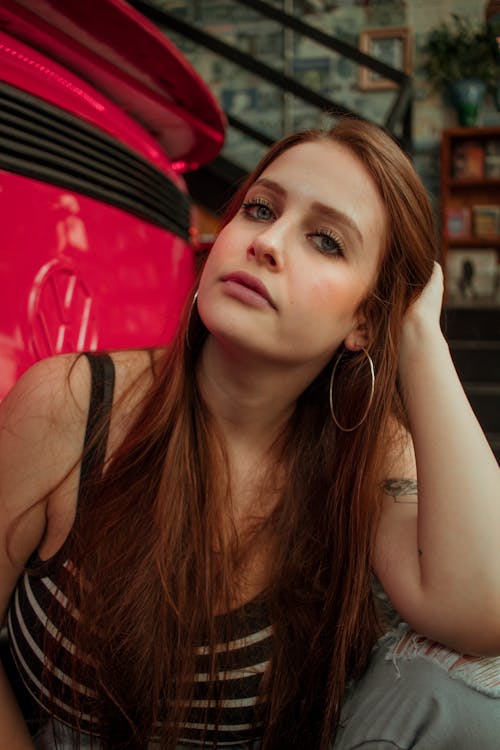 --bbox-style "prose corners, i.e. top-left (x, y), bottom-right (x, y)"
top-left (1, 119), bottom-right (499, 750)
